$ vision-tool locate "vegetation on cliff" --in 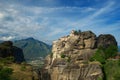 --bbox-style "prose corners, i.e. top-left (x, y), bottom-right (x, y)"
top-left (0, 66), bottom-right (13, 80)
top-left (90, 45), bottom-right (118, 64)
top-left (90, 44), bottom-right (119, 80)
